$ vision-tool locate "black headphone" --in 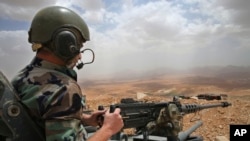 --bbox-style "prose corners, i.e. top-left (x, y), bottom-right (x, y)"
top-left (51, 28), bottom-right (81, 61)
